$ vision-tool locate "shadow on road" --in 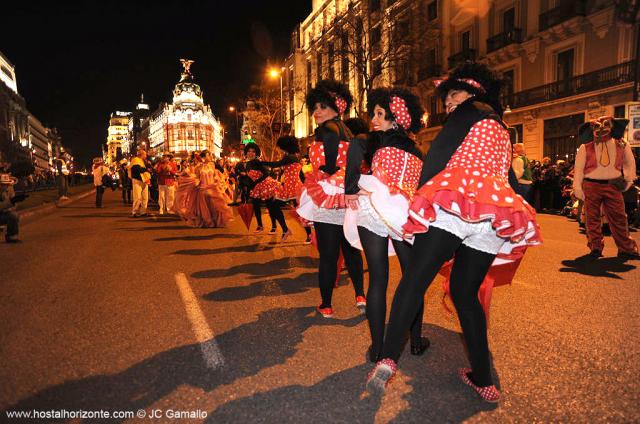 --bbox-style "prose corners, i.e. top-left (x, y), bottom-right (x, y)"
top-left (206, 364), bottom-right (381, 423)
top-left (1, 307), bottom-right (363, 423)
top-left (206, 324), bottom-right (496, 422)
top-left (559, 254), bottom-right (636, 279)
top-left (116, 225), bottom-right (195, 231)
top-left (203, 271), bottom-right (317, 302)
top-left (192, 256), bottom-right (319, 280)
top-left (154, 234), bottom-right (244, 242)
top-left (62, 213), bottom-right (128, 218)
